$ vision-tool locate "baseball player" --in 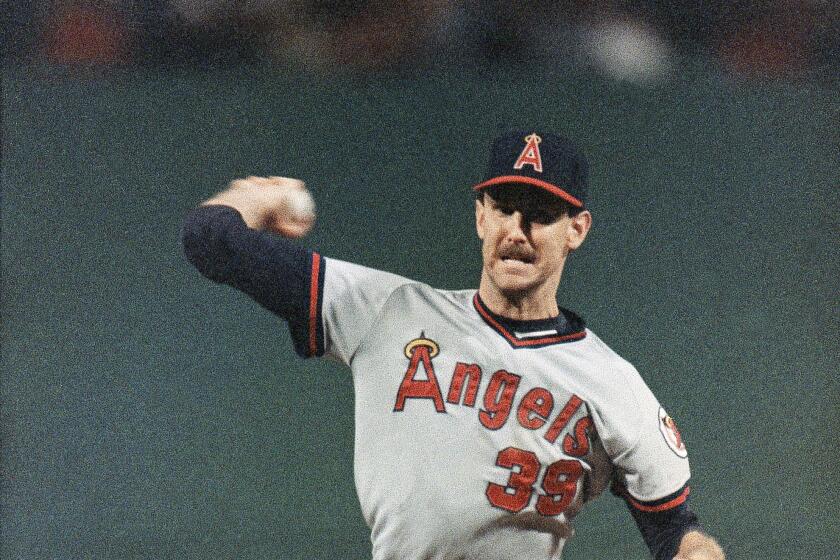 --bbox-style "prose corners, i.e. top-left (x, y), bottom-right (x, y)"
top-left (181, 131), bottom-right (725, 560)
